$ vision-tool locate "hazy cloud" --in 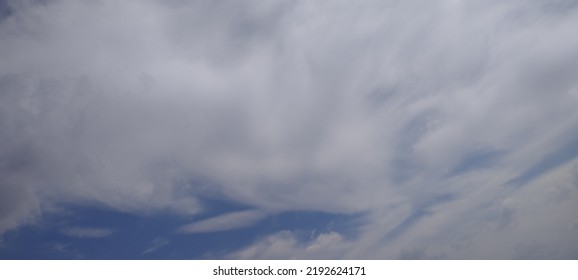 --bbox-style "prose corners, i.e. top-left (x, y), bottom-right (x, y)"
top-left (1, 0), bottom-right (578, 258)
top-left (143, 237), bottom-right (170, 255)
top-left (60, 227), bottom-right (114, 239)
top-left (227, 231), bottom-right (350, 259)
top-left (179, 210), bottom-right (269, 233)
